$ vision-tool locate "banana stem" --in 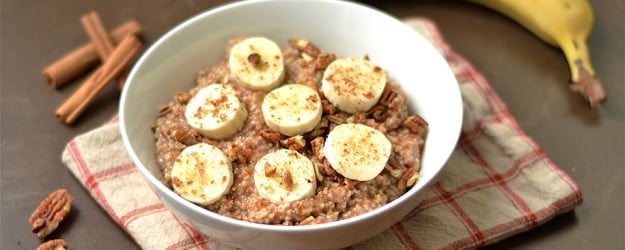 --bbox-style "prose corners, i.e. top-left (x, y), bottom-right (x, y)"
top-left (560, 37), bottom-right (606, 107)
